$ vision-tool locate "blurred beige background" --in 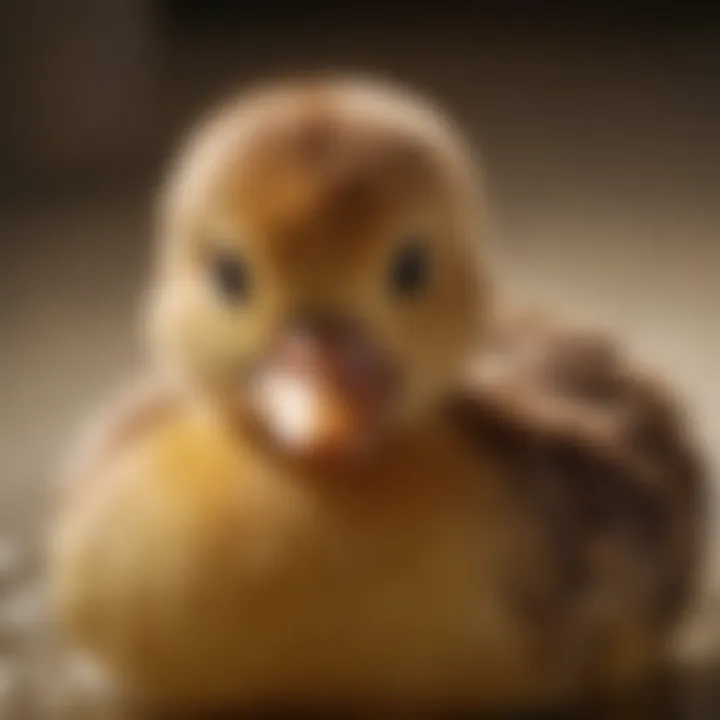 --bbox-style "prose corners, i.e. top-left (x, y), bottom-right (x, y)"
top-left (0, 2), bottom-right (717, 559)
